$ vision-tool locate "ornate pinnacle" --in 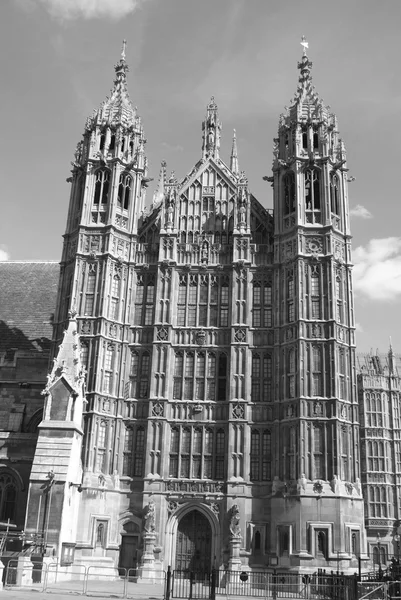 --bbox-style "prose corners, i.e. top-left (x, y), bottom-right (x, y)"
top-left (230, 129), bottom-right (239, 175)
top-left (300, 35), bottom-right (309, 56)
